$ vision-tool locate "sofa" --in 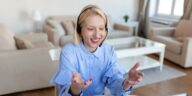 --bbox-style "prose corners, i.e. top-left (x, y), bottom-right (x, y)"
top-left (0, 24), bottom-right (58, 95)
top-left (149, 20), bottom-right (192, 68)
top-left (43, 16), bottom-right (134, 47)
